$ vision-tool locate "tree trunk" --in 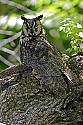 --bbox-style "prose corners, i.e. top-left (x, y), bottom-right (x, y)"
top-left (0, 54), bottom-right (83, 125)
